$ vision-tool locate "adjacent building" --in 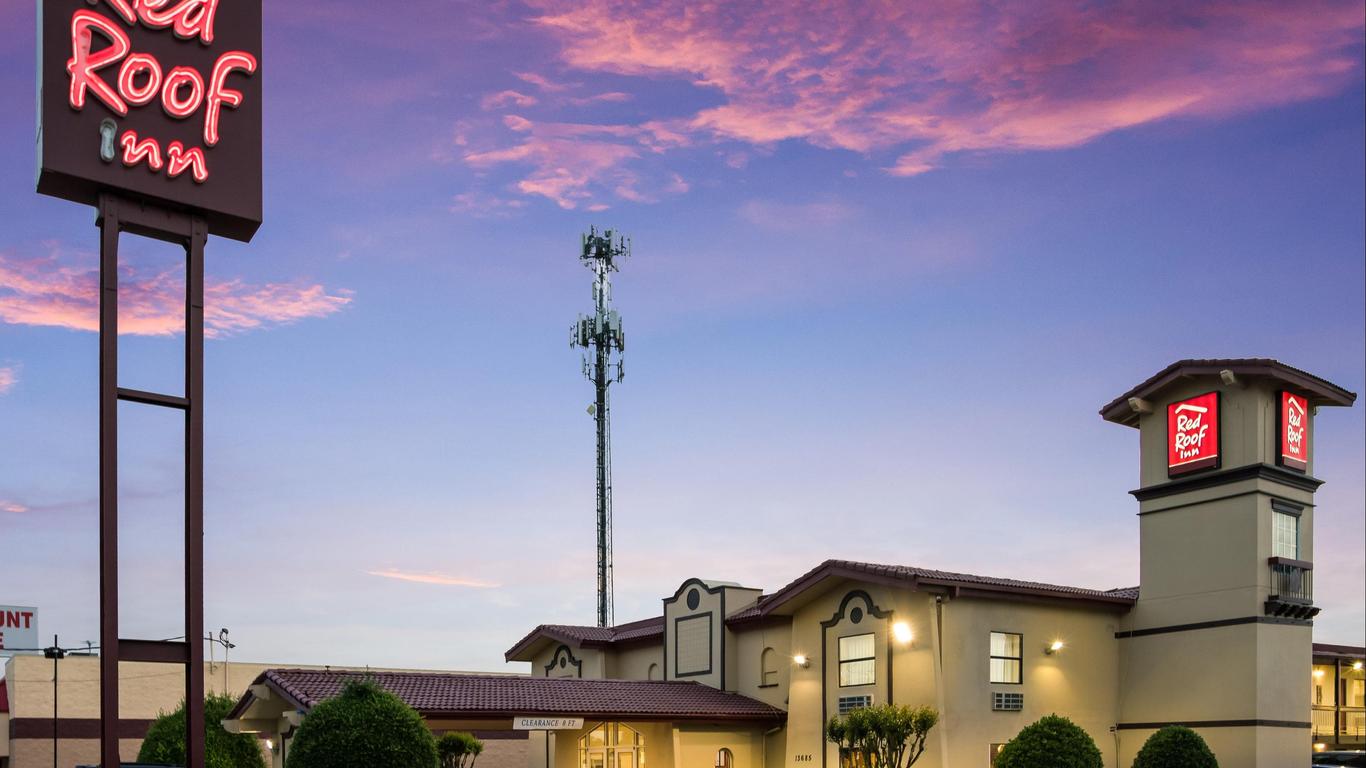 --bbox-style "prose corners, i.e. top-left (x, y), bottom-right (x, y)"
top-left (226, 361), bottom-right (1360, 768)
